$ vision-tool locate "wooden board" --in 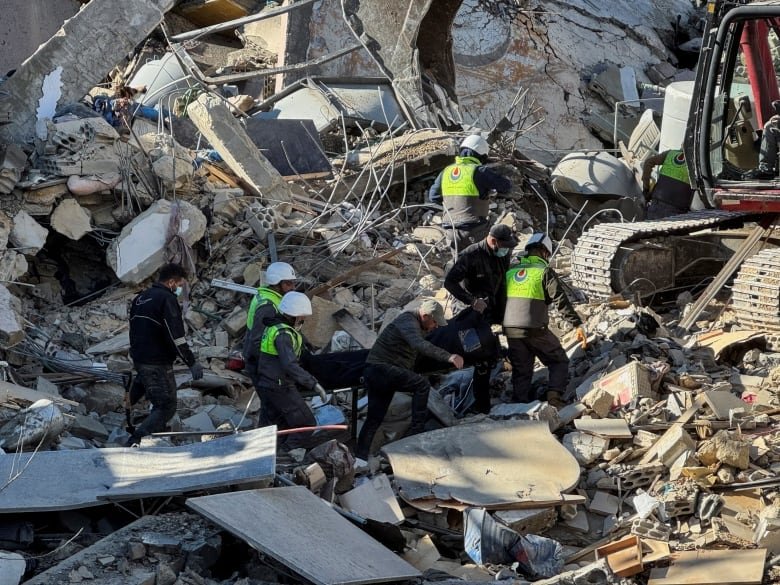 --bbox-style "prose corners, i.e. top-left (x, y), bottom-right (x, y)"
top-left (648, 548), bottom-right (766, 585)
top-left (187, 487), bottom-right (420, 585)
top-left (574, 418), bottom-right (632, 439)
top-left (0, 427), bottom-right (275, 512)
top-left (383, 421), bottom-right (580, 508)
